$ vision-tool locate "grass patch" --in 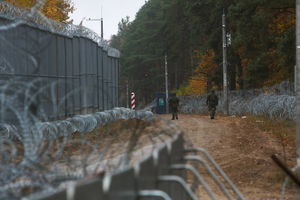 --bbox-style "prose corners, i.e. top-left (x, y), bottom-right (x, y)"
top-left (246, 115), bottom-right (296, 163)
top-left (246, 115), bottom-right (295, 140)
